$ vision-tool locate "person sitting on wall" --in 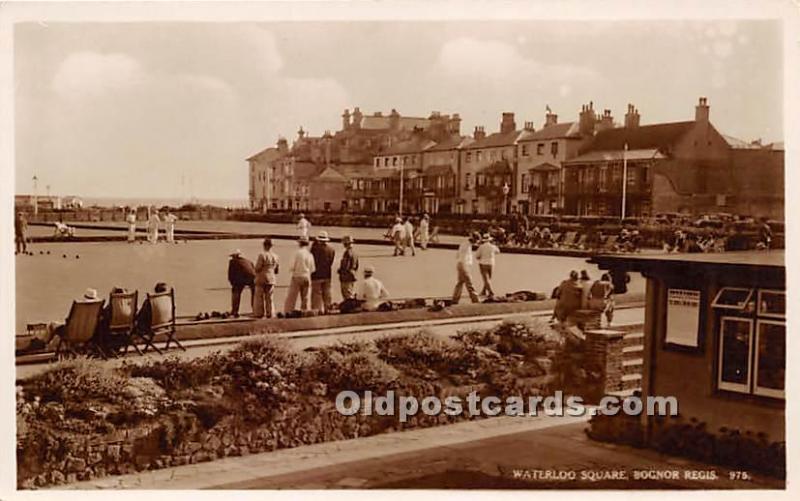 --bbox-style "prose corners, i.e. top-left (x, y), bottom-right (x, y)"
top-left (588, 273), bottom-right (615, 327)
top-left (356, 265), bottom-right (390, 312)
top-left (552, 270), bottom-right (582, 324)
top-left (53, 221), bottom-right (75, 239)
